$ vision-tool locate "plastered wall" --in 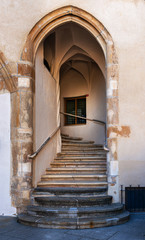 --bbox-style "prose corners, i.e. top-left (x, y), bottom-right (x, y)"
top-left (0, 93), bottom-right (16, 215)
top-left (34, 42), bottom-right (58, 186)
